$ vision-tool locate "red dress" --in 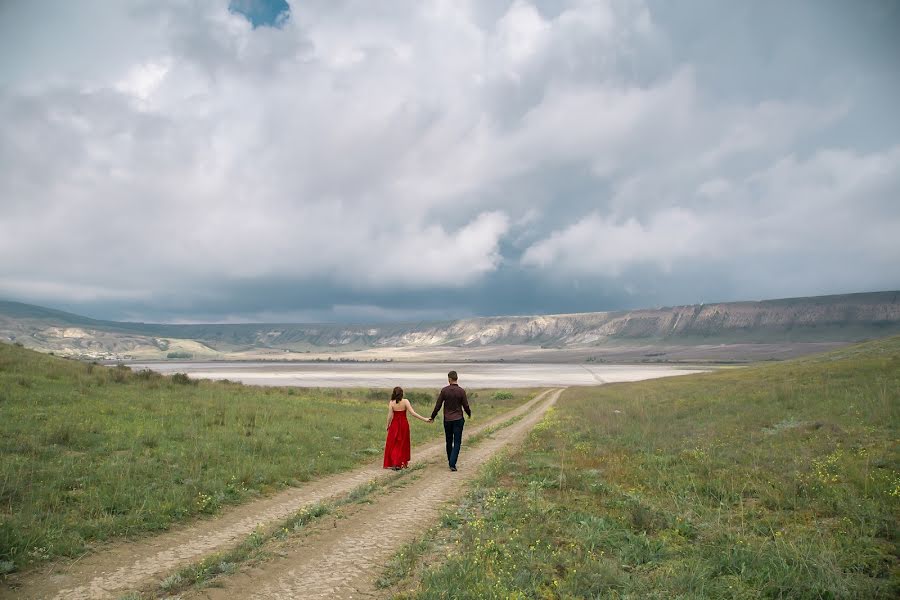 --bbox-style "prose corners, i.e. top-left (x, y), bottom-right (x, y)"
top-left (383, 409), bottom-right (411, 469)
